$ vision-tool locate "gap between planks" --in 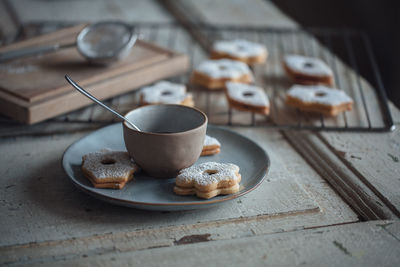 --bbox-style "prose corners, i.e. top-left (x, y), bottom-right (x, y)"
top-left (2, 208), bottom-right (362, 266)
